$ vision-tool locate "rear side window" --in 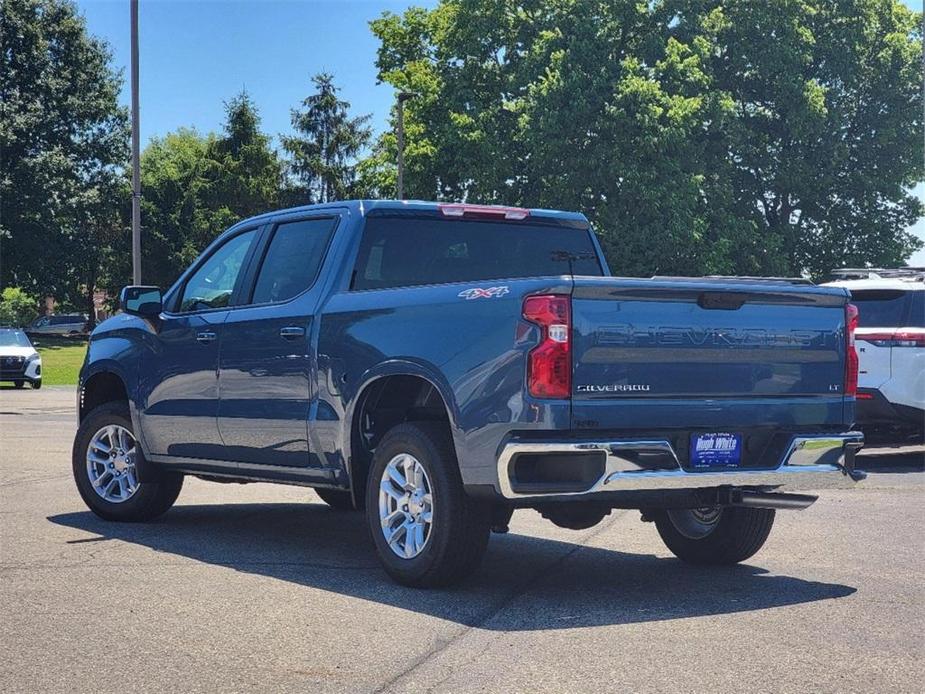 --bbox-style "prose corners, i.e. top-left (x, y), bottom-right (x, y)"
top-left (851, 290), bottom-right (911, 327)
top-left (351, 216), bottom-right (603, 290)
top-left (908, 291), bottom-right (924, 327)
top-left (250, 218), bottom-right (336, 304)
